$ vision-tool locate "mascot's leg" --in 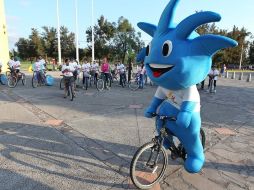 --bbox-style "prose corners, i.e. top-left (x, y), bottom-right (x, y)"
top-left (166, 112), bottom-right (205, 173)
top-left (157, 101), bottom-right (179, 149)
top-left (182, 113), bottom-right (204, 173)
